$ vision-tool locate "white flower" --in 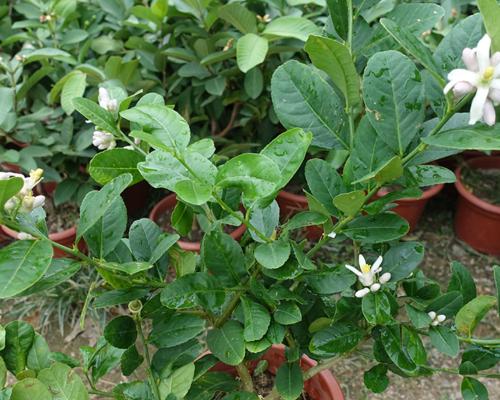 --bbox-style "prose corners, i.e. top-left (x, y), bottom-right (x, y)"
top-left (17, 232), bottom-right (34, 240)
top-left (327, 231), bottom-right (336, 239)
top-left (345, 254), bottom-right (391, 298)
top-left (21, 194), bottom-right (45, 213)
top-left (92, 130), bottom-right (116, 150)
top-left (1, 169), bottom-right (45, 214)
top-left (98, 87), bottom-right (118, 112)
top-left (428, 311), bottom-right (446, 326)
top-left (444, 34), bottom-right (500, 126)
